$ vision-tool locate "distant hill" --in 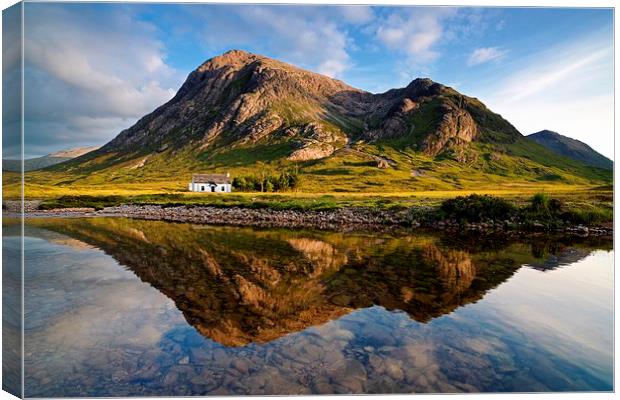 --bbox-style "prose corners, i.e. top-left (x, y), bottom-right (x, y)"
top-left (25, 50), bottom-right (611, 192)
top-left (527, 130), bottom-right (612, 170)
top-left (3, 146), bottom-right (99, 172)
